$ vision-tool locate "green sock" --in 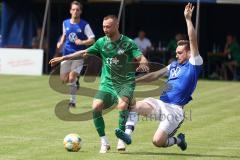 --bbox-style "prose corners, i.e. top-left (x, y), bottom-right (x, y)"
top-left (93, 111), bottom-right (105, 137)
top-left (119, 110), bottom-right (129, 131)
